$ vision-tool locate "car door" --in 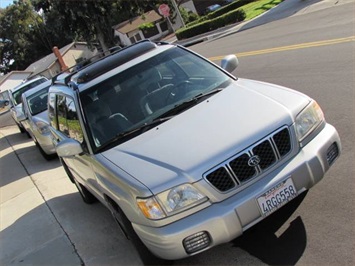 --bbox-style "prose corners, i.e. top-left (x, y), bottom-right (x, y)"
top-left (54, 94), bottom-right (101, 197)
top-left (21, 97), bottom-right (32, 134)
